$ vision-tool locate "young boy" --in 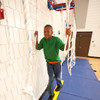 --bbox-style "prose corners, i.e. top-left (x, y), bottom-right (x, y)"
top-left (34, 24), bottom-right (71, 100)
